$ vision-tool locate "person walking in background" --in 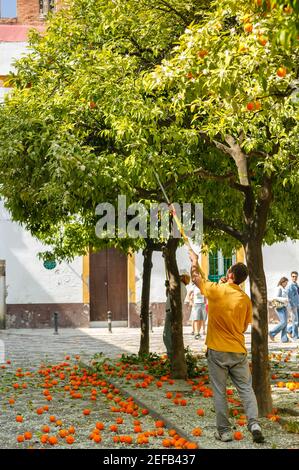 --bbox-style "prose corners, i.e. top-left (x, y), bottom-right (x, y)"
top-left (189, 249), bottom-right (265, 444)
top-left (269, 277), bottom-right (289, 343)
top-left (287, 271), bottom-right (299, 340)
top-left (188, 283), bottom-right (206, 339)
top-left (163, 269), bottom-right (190, 359)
